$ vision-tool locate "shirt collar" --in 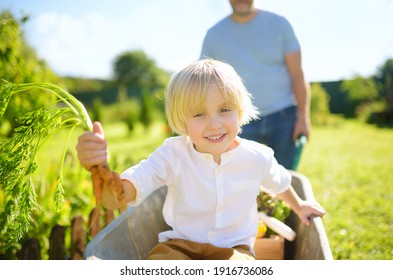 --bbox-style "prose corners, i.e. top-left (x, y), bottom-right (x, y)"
top-left (186, 136), bottom-right (244, 165)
